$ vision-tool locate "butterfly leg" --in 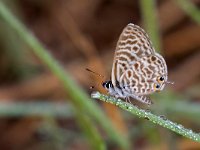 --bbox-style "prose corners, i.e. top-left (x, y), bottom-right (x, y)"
top-left (124, 96), bottom-right (133, 109)
top-left (132, 95), bottom-right (153, 105)
top-left (125, 96), bottom-right (132, 104)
